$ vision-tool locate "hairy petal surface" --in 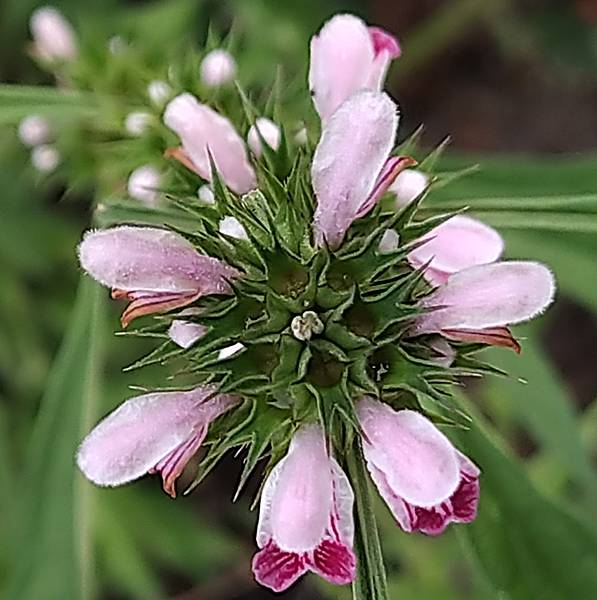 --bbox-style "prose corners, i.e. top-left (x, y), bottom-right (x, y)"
top-left (309, 14), bottom-right (399, 122)
top-left (415, 261), bottom-right (556, 334)
top-left (312, 90), bottom-right (399, 248)
top-left (164, 93), bottom-right (256, 194)
top-left (358, 398), bottom-right (460, 506)
top-left (77, 388), bottom-right (238, 489)
top-left (78, 226), bottom-right (238, 294)
top-left (409, 216), bottom-right (504, 285)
